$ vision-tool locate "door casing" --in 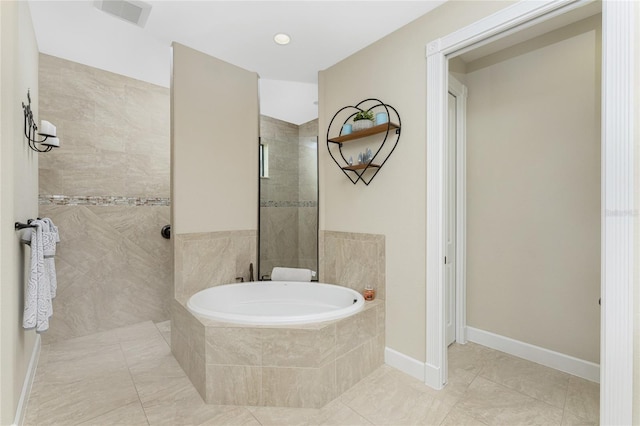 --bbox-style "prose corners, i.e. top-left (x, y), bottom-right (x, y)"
top-left (425, 1), bottom-right (636, 424)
